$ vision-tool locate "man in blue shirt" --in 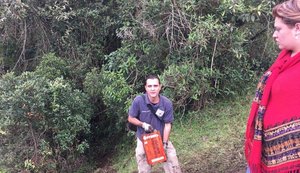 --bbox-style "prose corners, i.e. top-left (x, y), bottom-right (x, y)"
top-left (128, 74), bottom-right (182, 173)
